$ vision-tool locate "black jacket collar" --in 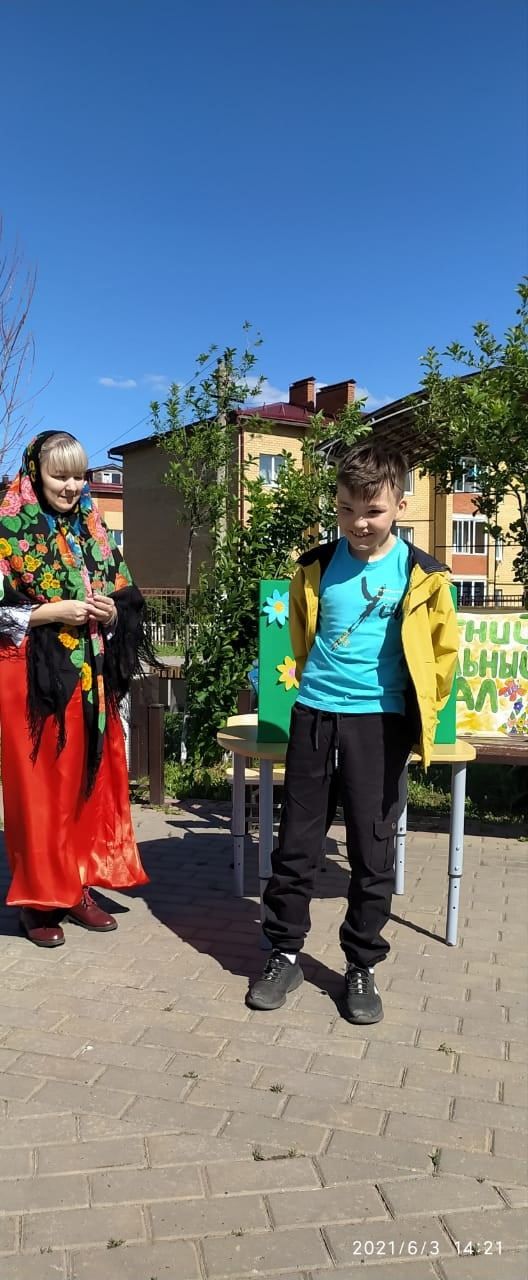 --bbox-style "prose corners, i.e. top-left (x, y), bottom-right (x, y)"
top-left (298, 537), bottom-right (447, 576)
